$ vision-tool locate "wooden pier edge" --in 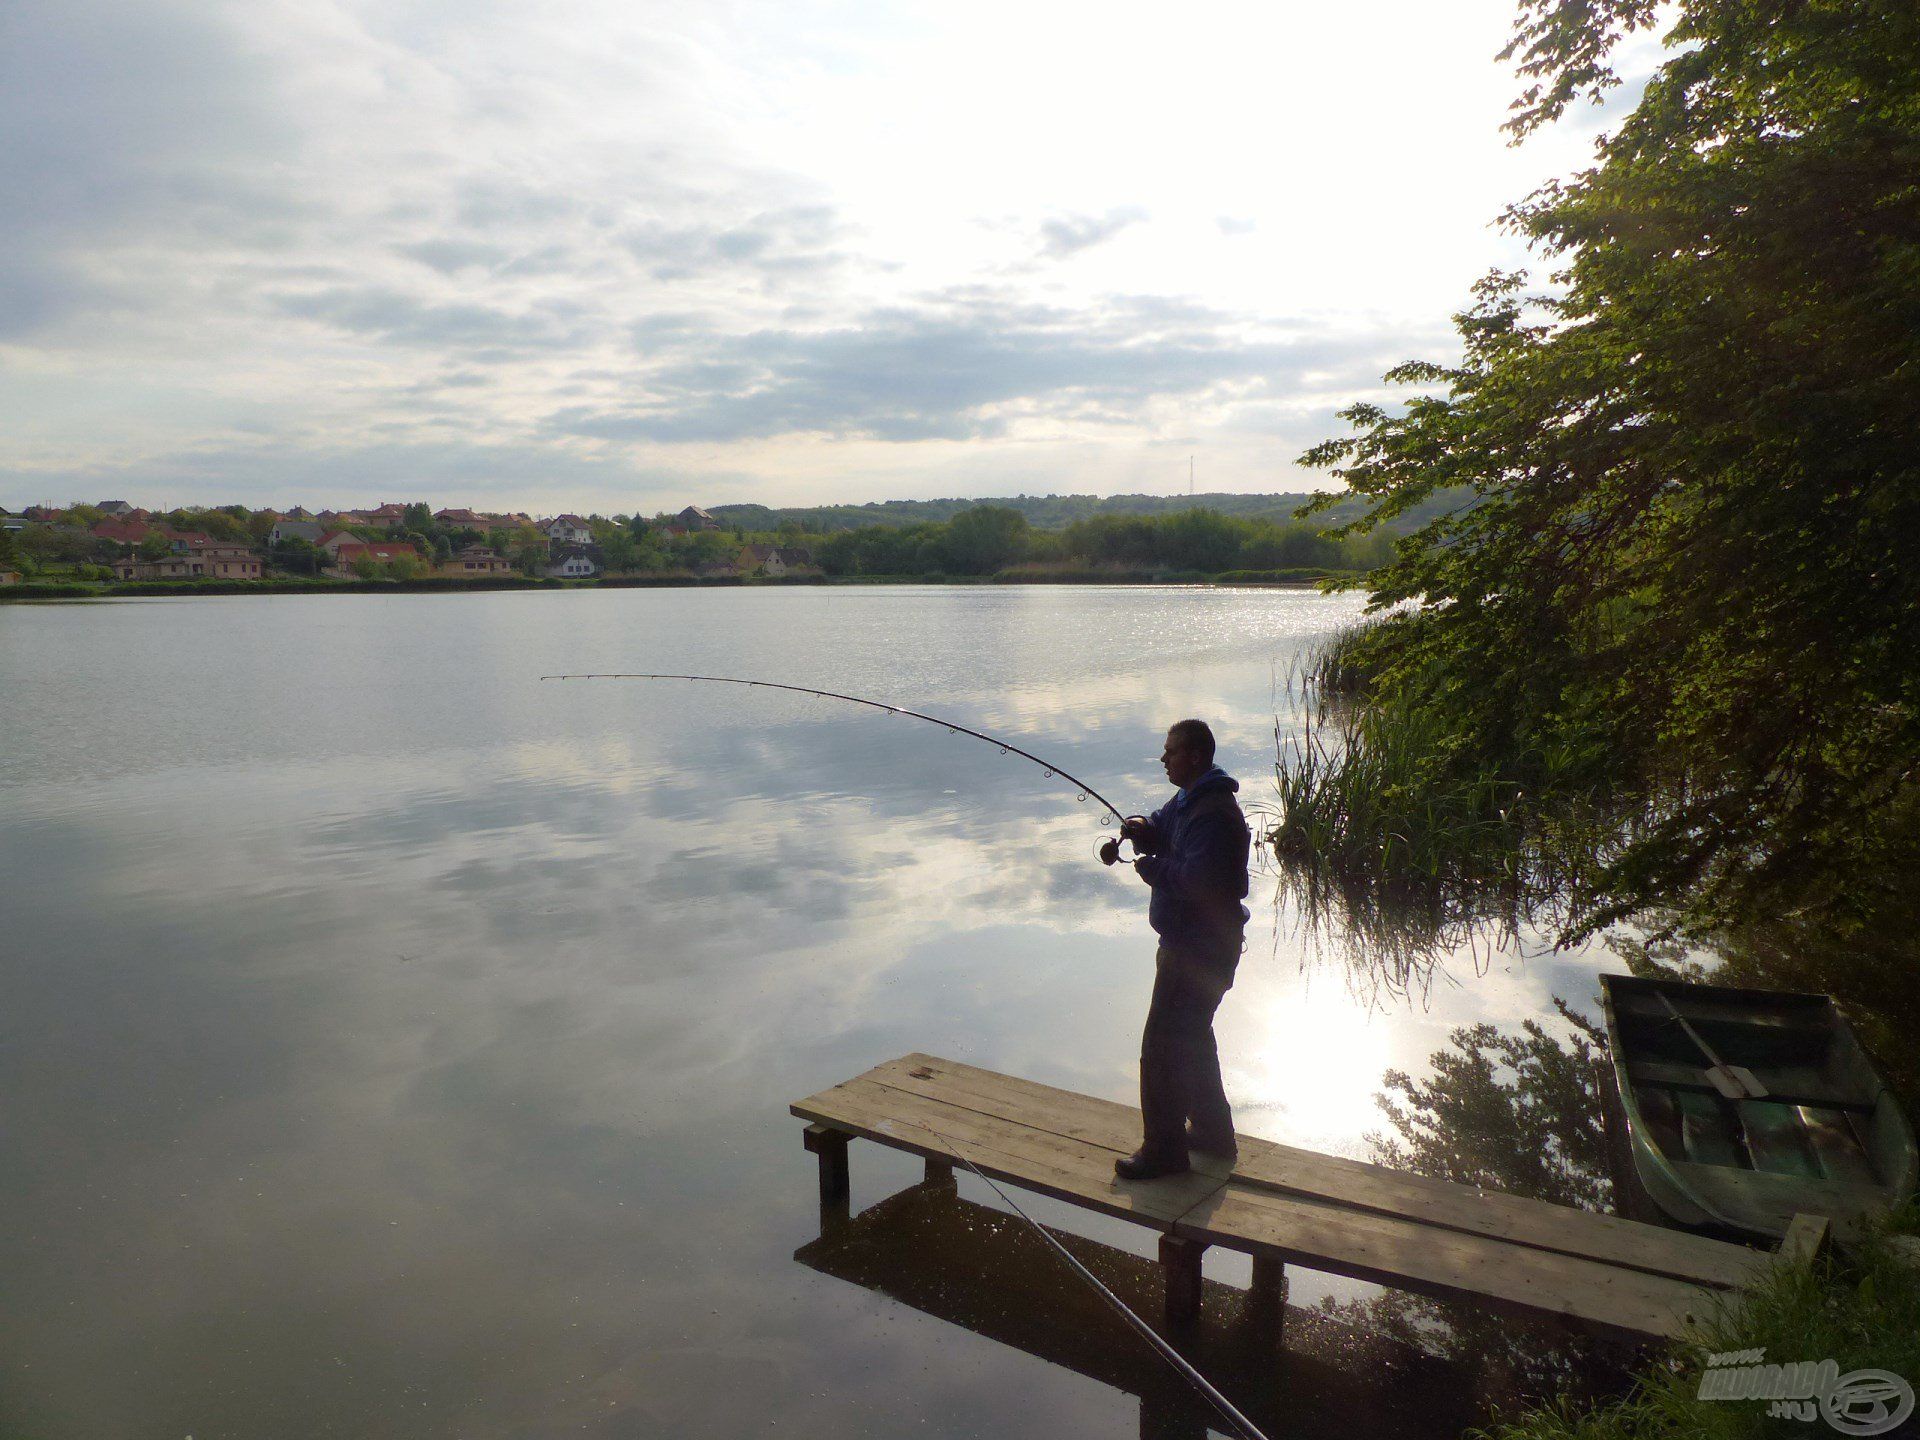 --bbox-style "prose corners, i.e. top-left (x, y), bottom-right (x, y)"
top-left (793, 1053), bottom-right (1773, 1343)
